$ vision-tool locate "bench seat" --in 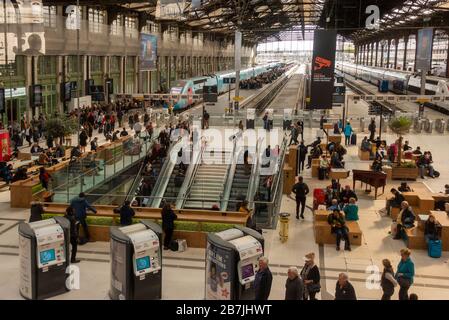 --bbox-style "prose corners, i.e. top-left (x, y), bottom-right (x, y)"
top-left (313, 220), bottom-right (362, 246)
